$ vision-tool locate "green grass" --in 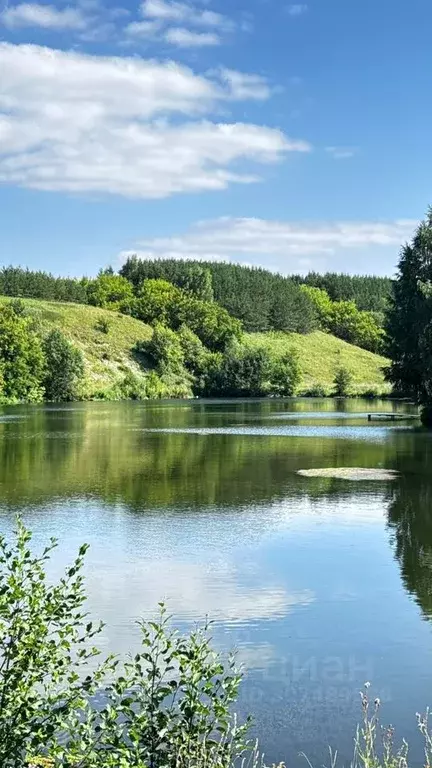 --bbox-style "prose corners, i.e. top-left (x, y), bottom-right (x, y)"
top-left (245, 330), bottom-right (391, 396)
top-left (0, 297), bottom-right (152, 397)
